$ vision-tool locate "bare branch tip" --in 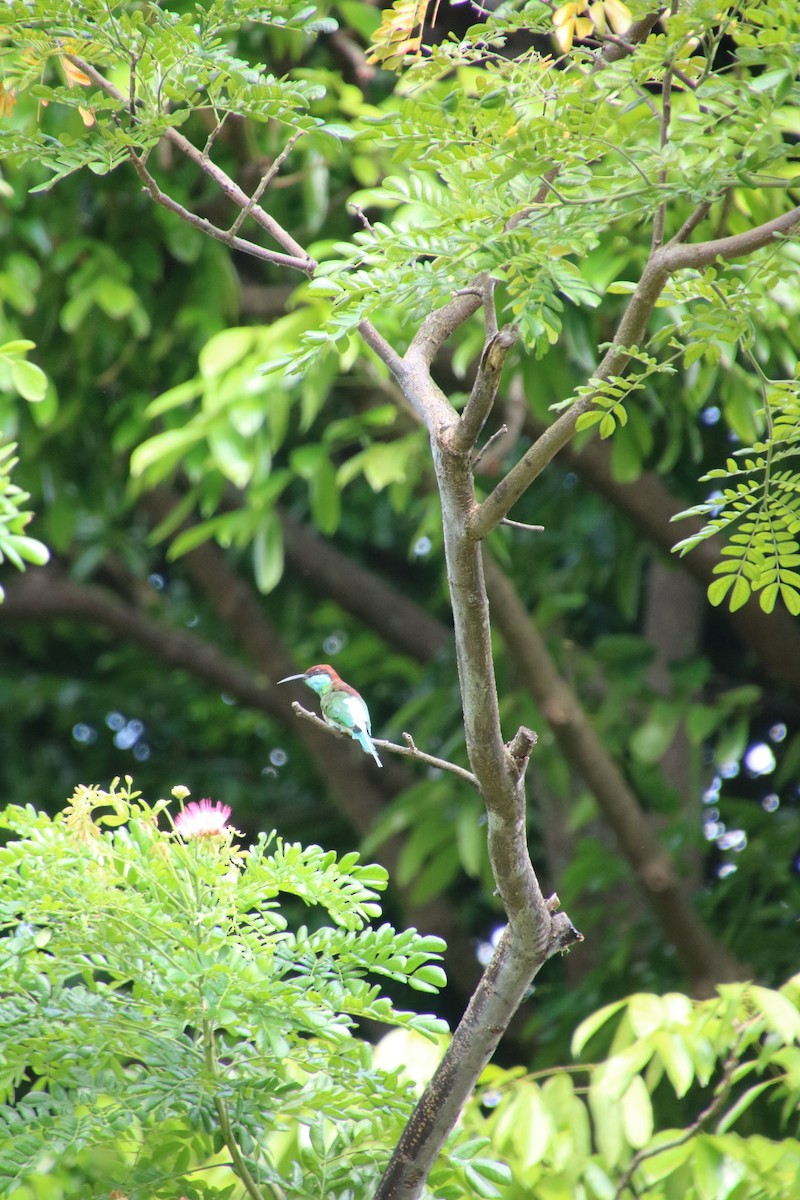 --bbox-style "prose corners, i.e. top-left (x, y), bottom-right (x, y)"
top-left (500, 518), bottom-right (545, 533)
top-left (506, 725), bottom-right (538, 781)
top-left (350, 202), bottom-right (375, 235)
top-left (471, 425), bottom-right (509, 470)
top-left (549, 911), bottom-right (585, 955)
